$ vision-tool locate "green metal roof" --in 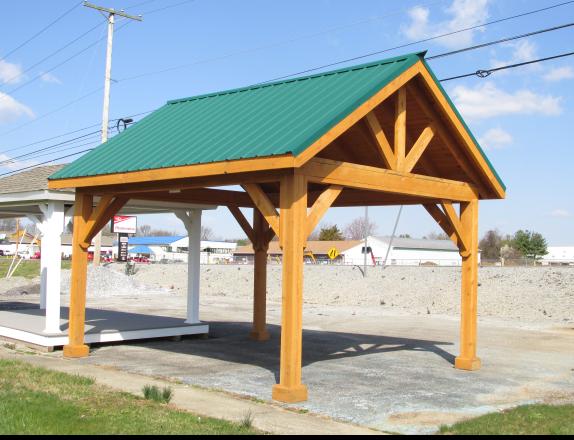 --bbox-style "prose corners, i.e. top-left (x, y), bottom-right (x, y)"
top-left (49, 51), bottom-right (504, 191)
